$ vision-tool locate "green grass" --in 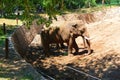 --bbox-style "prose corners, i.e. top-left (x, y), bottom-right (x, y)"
top-left (0, 18), bottom-right (22, 26)
top-left (66, 4), bottom-right (120, 14)
top-left (20, 75), bottom-right (34, 80)
top-left (0, 78), bottom-right (11, 80)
